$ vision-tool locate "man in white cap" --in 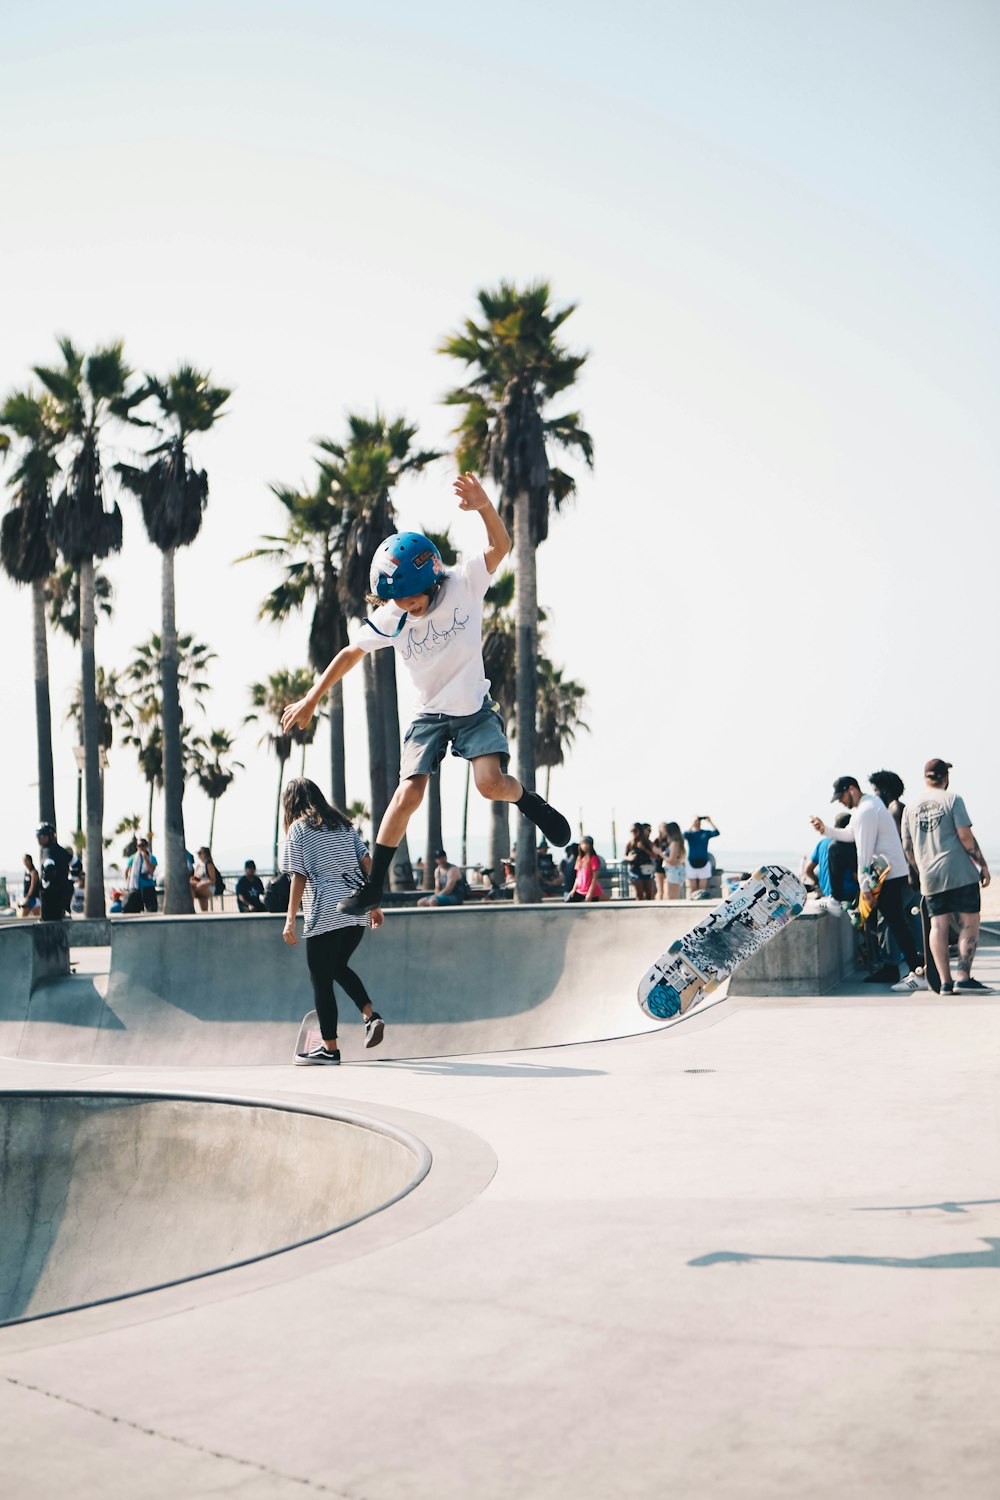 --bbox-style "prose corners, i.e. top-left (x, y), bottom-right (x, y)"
top-left (902, 760), bottom-right (991, 994)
